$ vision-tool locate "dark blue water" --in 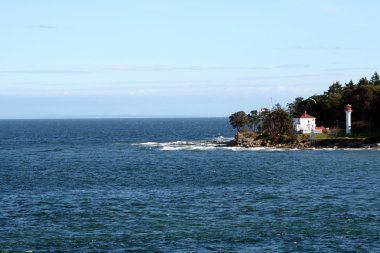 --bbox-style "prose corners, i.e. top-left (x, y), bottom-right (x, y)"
top-left (0, 119), bottom-right (379, 252)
